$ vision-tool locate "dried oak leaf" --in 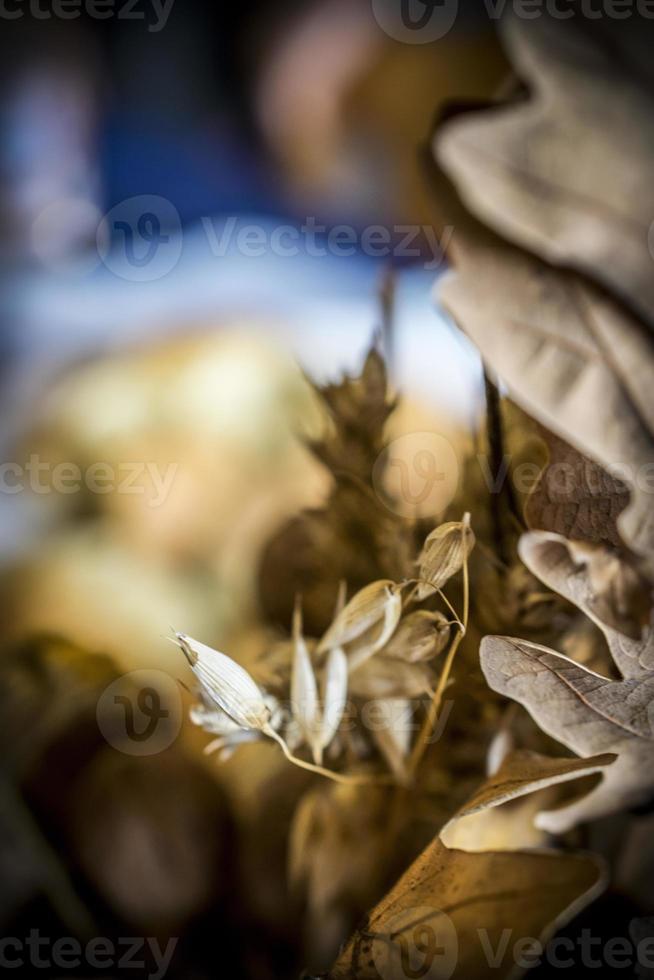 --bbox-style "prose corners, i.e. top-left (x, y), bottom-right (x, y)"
top-left (519, 531), bottom-right (653, 668)
top-left (525, 430), bottom-right (630, 549)
top-left (481, 635), bottom-right (654, 832)
top-left (437, 229), bottom-right (654, 574)
top-left (437, 14), bottom-right (654, 331)
top-left (328, 751), bottom-right (612, 980)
